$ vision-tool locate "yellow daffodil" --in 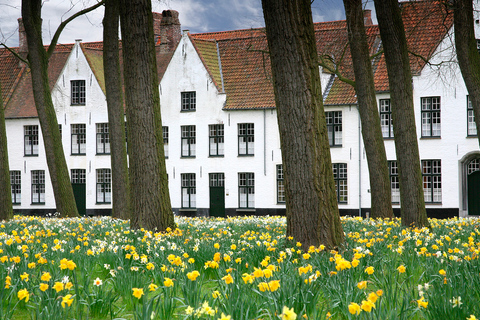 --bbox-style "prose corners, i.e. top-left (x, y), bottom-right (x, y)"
top-left (212, 290), bottom-right (220, 298)
top-left (53, 282), bottom-right (64, 292)
top-left (280, 306), bottom-right (297, 320)
top-left (467, 315), bottom-right (478, 320)
top-left (364, 266), bottom-right (374, 275)
top-left (348, 302), bottom-right (361, 315)
top-left (39, 283), bottom-right (49, 292)
top-left (17, 288), bottom-right (29, 302)
top-left (361, 299), bottom-right (376, 312)
top-left (367, 292), bottom-right (379, 303)
top-left (417, 296), bottom-right (428, 308)
top-left (187, 270), bottom-right (200, 281)
top-left (41, 272), bottom-right (51, 282)
top-left (164, 277), bottom-right (174, 287)
top-left (132, 287), bottom-right (144, 299)
top-left (218, 312), bottom-right (231, 320)
top-left (439, 269), bottom-right (446, 275)
top-left (222, 274), bottom-right (233, 284)
top-left (268, 280), bottom-right (280, 292)
top-left (397, 265), bottom-right (406, 273)
top-left (148, 283), bottom-right (158, 292)
top-left (357, 281), bottom-right (367, 289)
top-left (61, 294), bottom-right (74, 308)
